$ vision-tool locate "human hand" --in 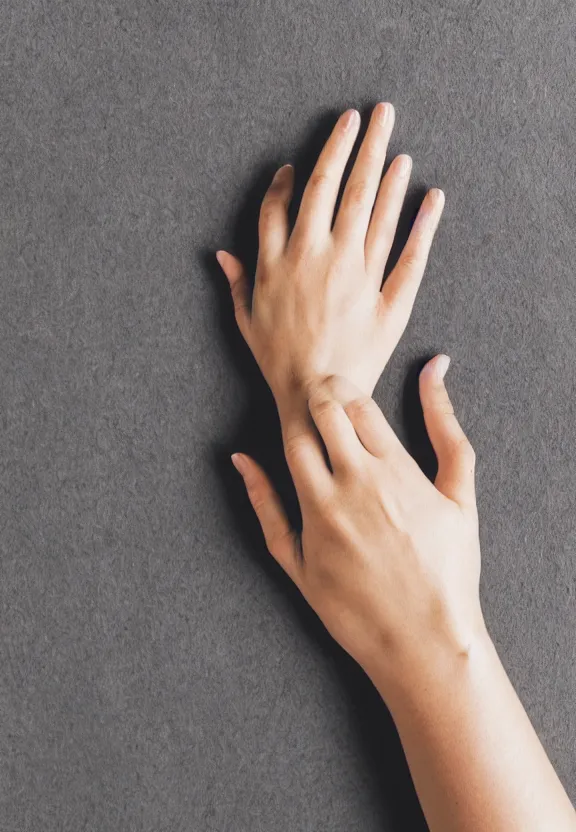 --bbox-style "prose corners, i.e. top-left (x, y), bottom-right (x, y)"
top-left (217, 103), bottom-right (445, 423)
top-left (231, 355), bottom-right (484, 697)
